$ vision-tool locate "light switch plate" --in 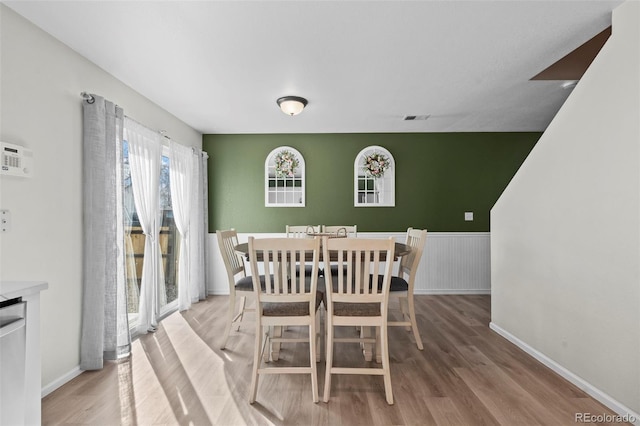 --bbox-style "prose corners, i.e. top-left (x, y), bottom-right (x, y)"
top-left (464, 211), bottom-right (474, 221)
top-left (1, 209), bottom-right (11, 232)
